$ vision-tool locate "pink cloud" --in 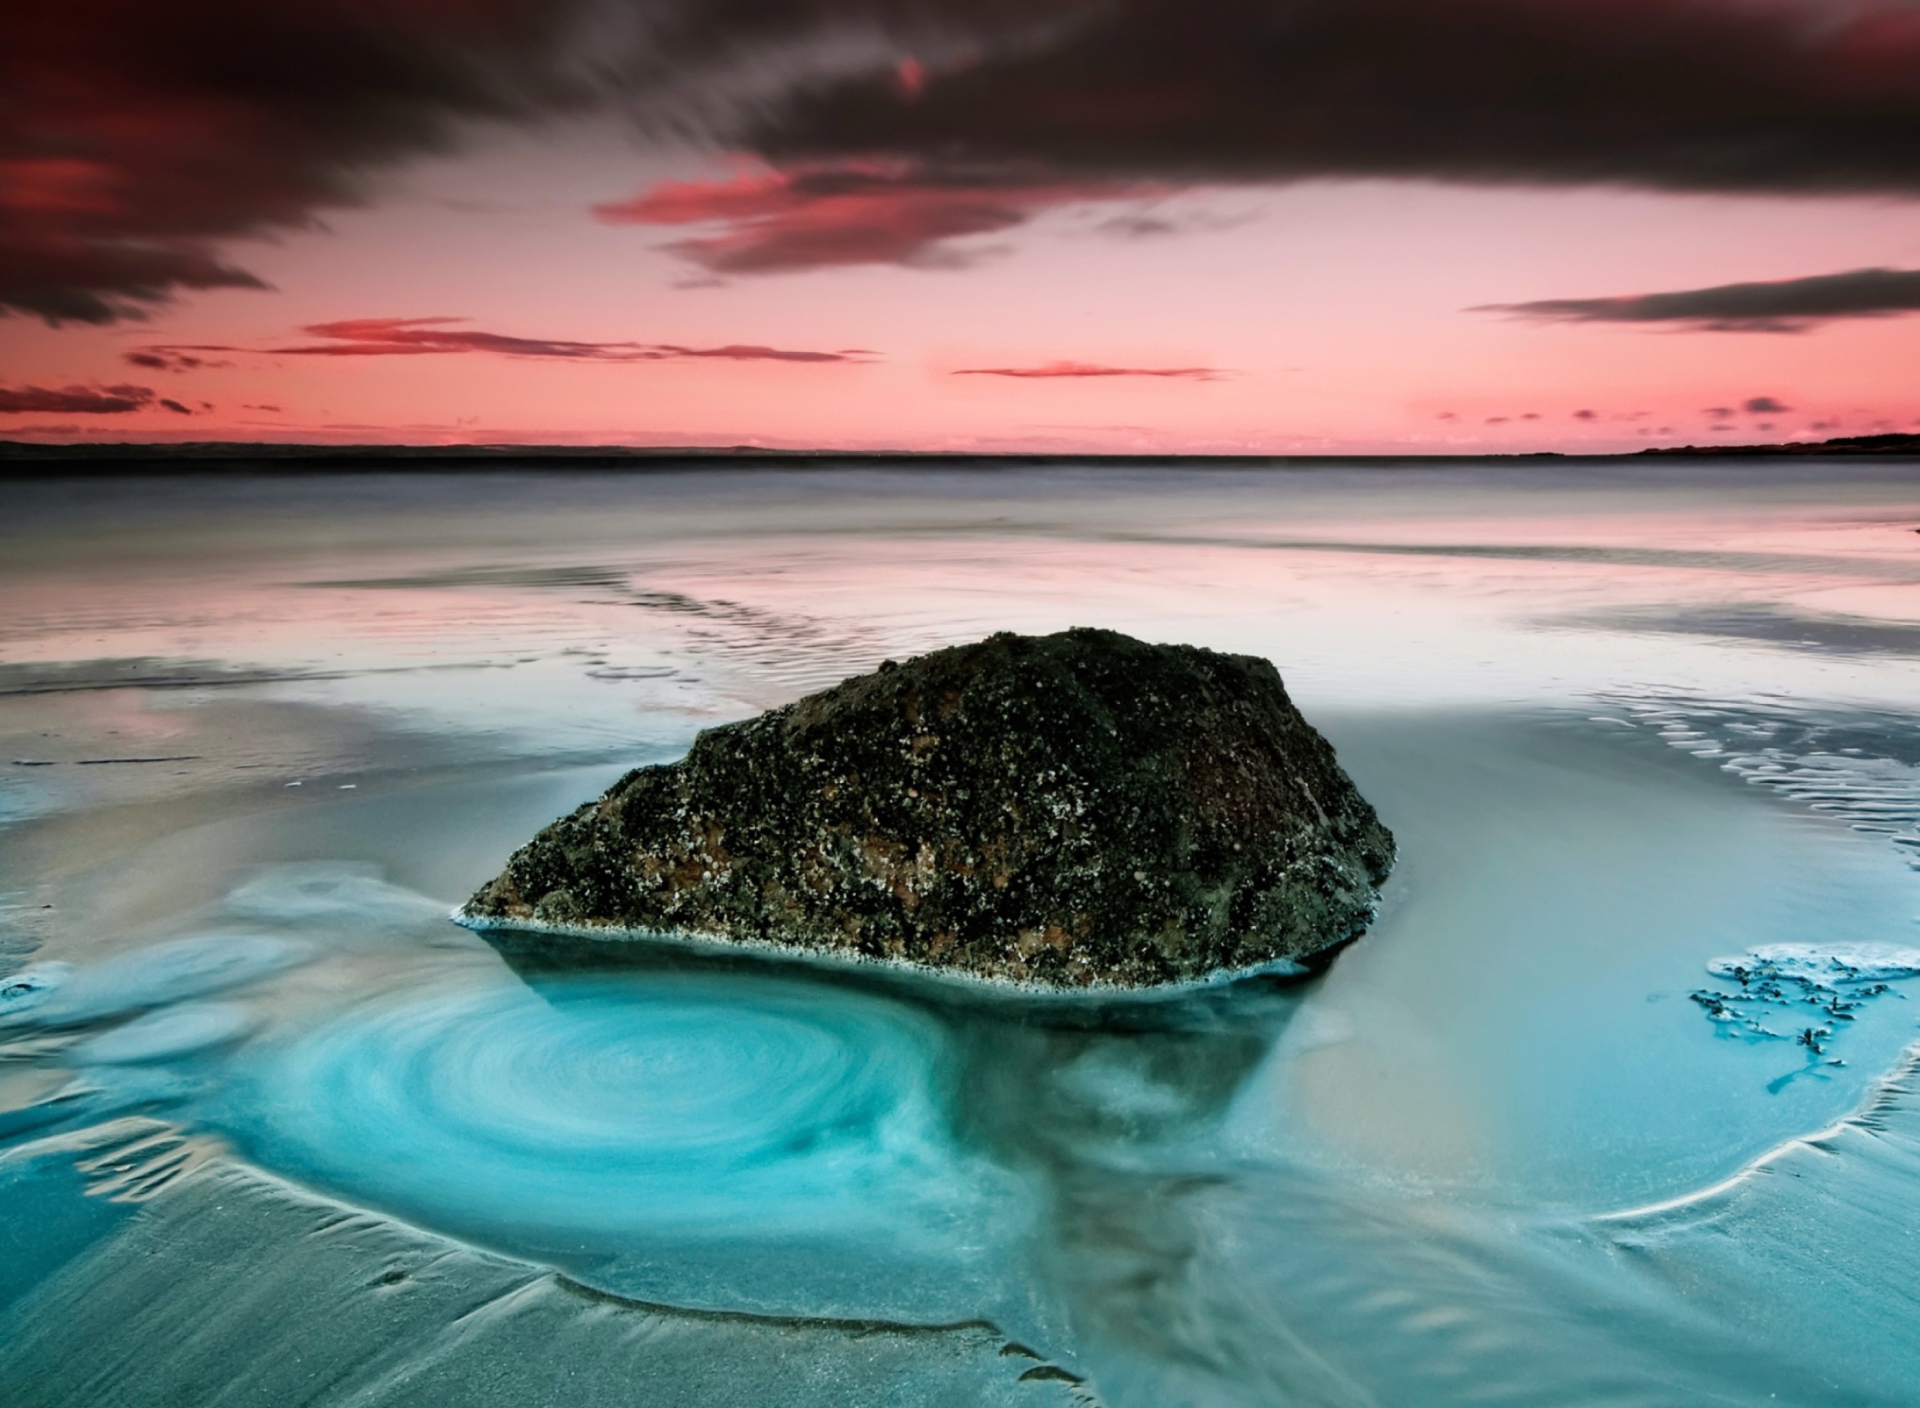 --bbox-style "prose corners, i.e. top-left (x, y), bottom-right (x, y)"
top-left (954, 361), bottom-right (1221, 380)
top-left (596, 162), bottom-right (1159, 274)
